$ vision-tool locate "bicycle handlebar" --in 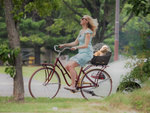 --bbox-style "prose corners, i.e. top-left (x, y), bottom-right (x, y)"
top-left (54, 45), bottom-right (70, 53)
